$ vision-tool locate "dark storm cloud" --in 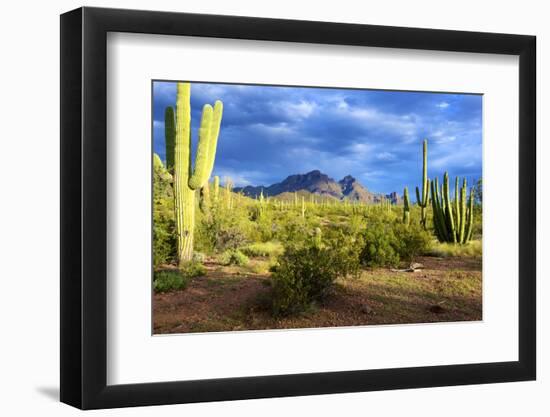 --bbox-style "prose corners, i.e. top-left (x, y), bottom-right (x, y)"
top-left (152, 81), bottom-right (482, 194)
